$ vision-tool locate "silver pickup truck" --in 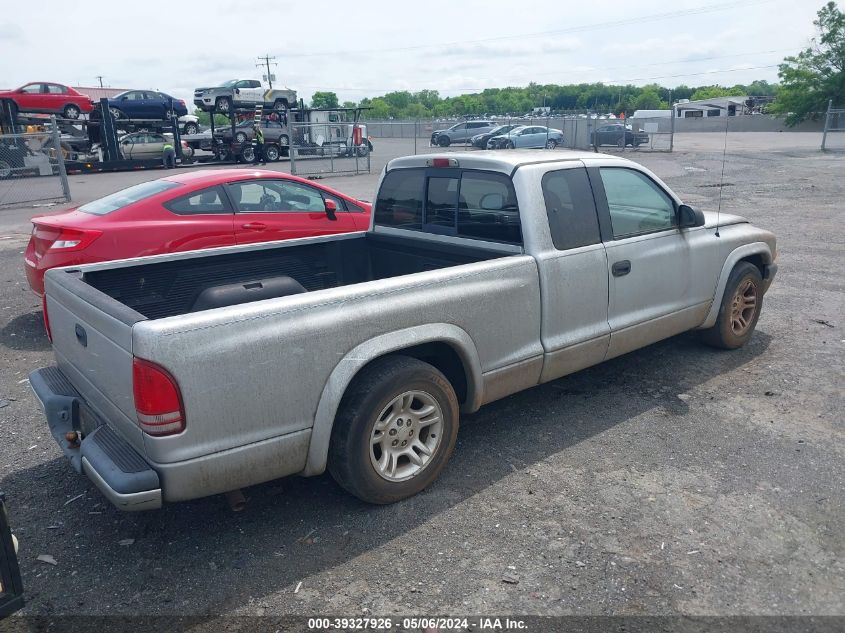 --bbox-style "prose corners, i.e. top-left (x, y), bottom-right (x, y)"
top-left (30, 151), bottom-right (777, 511)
